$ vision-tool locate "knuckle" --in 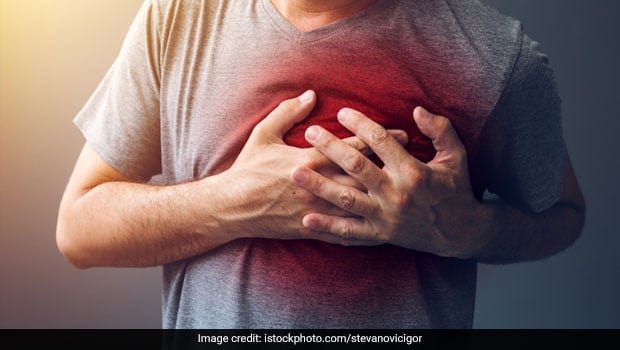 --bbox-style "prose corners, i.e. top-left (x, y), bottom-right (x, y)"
top-left (394, 190), bottom-right (411, 209)
top-left (348, 138), bottom-right (366, 152)
top-left (443, 177), bottom-right (458, 194)
top-left (340, 223), bottom-right (353, 239)
top-left (409, 167), bottom-right (430, 190)
top-left (400, 161), bottom-right (418, 175)
top-left (337, 190), bottom-right (355, 210)
top-left (318, 132), bottom-right (332, 148)
top-left (277, 99), bottom-right (297, 113)
top-left (454, 145), bottom-right (467, 160)
top-left (344, 154), bottom-right (366, 174)
top-left (310, 175), bottom-right (324, 193)
top-left (436, 116), bottom-right (451, 130)
top-left (324, 219), bottom-right (334, 235)
top-left (368, 126), bottom-right (389, 145)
